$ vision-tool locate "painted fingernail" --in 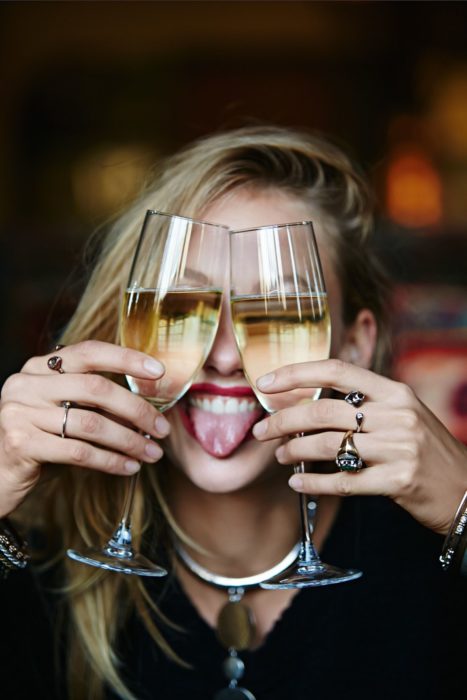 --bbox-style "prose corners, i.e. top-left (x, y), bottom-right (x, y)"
top-left (275, 446), bottom-right (285, 462)
top-left (143, 358), bottom-right (164, 376)
top-left (154, 416), bottom-right (170, 437)
top-left (252, 420), bottom-right (267, 438)
top-left (145, 442), bottom-right (162, 460)
top-left (124, 459), bottom-right (141, 474)
top-left (289, 476), bottom-right (304, 491)
top-left (256, 372), bottom-right (275, 390)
